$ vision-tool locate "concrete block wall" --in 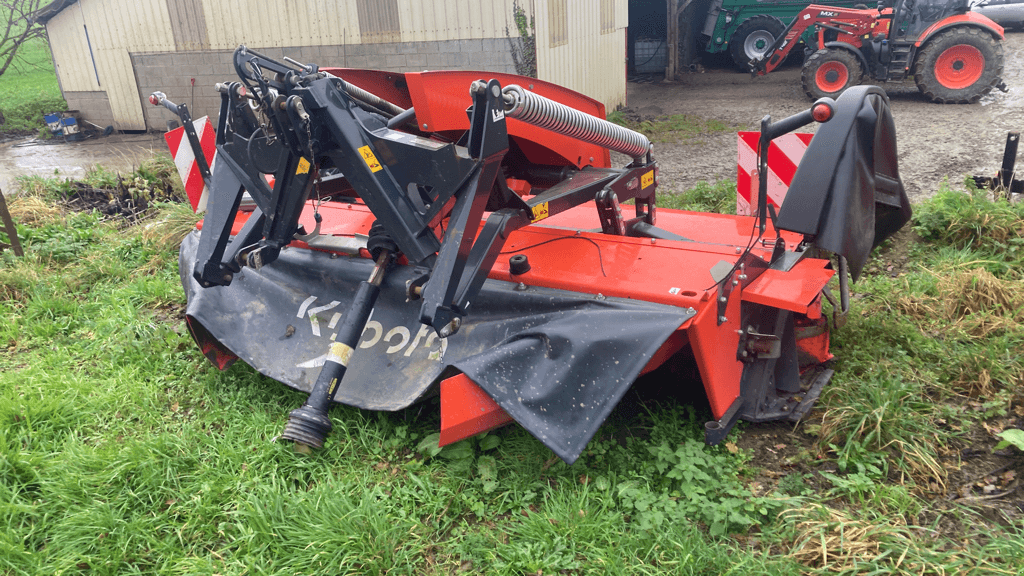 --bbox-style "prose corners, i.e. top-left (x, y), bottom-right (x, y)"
top-left (132, 50), bottom-right (235, 132)
top-left (132, 38), bottom-right (518, 131)
top-left (63, 91), bottom-right (115, 130)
